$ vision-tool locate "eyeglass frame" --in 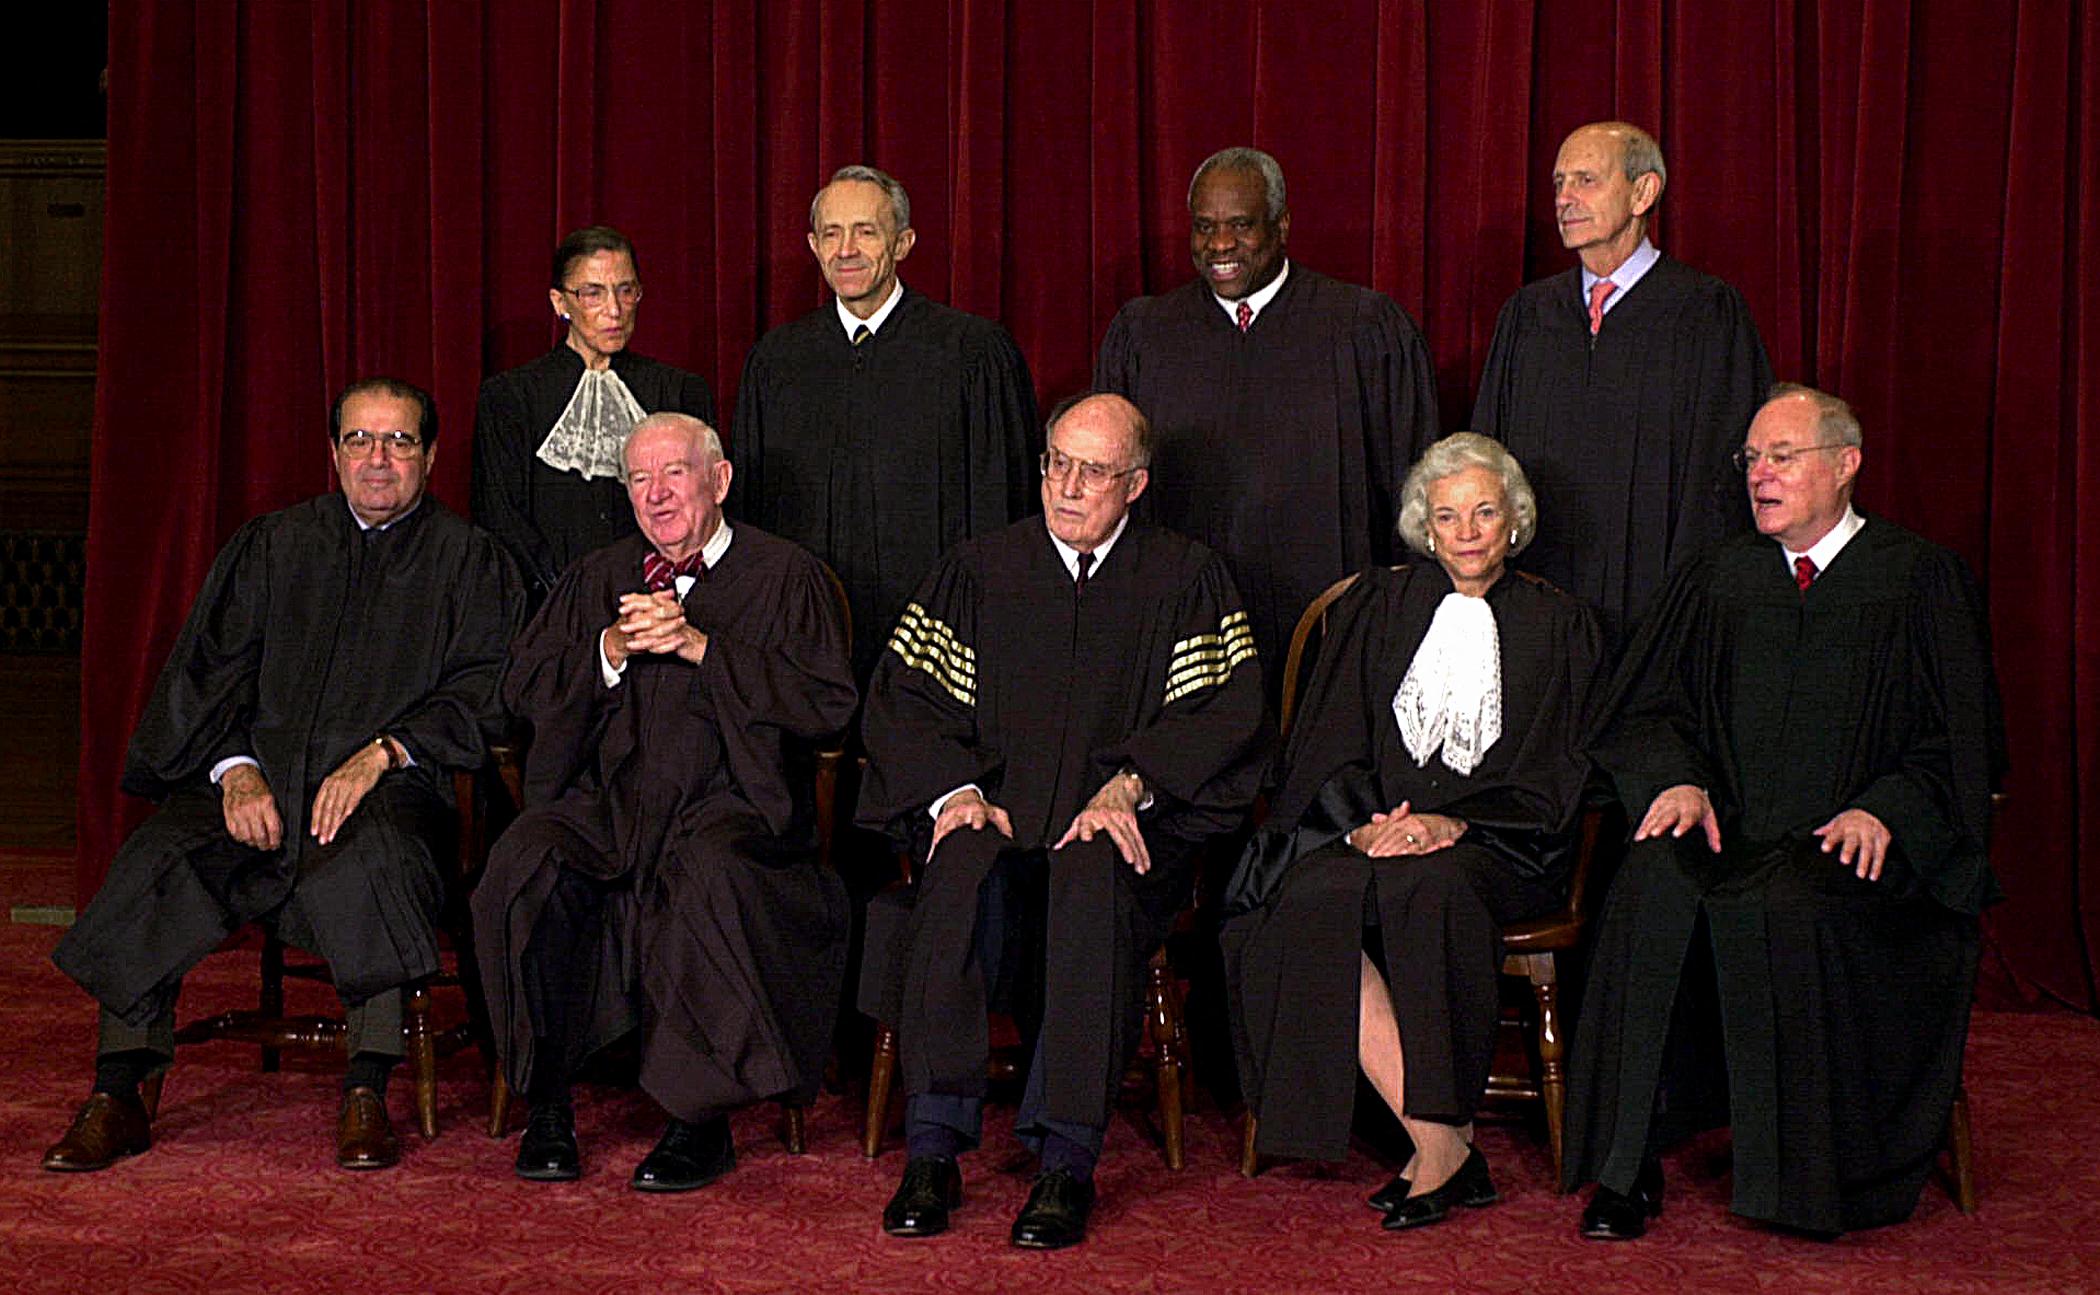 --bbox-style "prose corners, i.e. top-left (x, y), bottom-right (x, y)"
top-left (336, 429), bottom-right (427, 458)
top-left (1040, 448), bottom-right (1143, 493)
top-left (559, 281), bottom-right (645, 310)
top-left (1731, 442), bottom-right (1849, 473)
